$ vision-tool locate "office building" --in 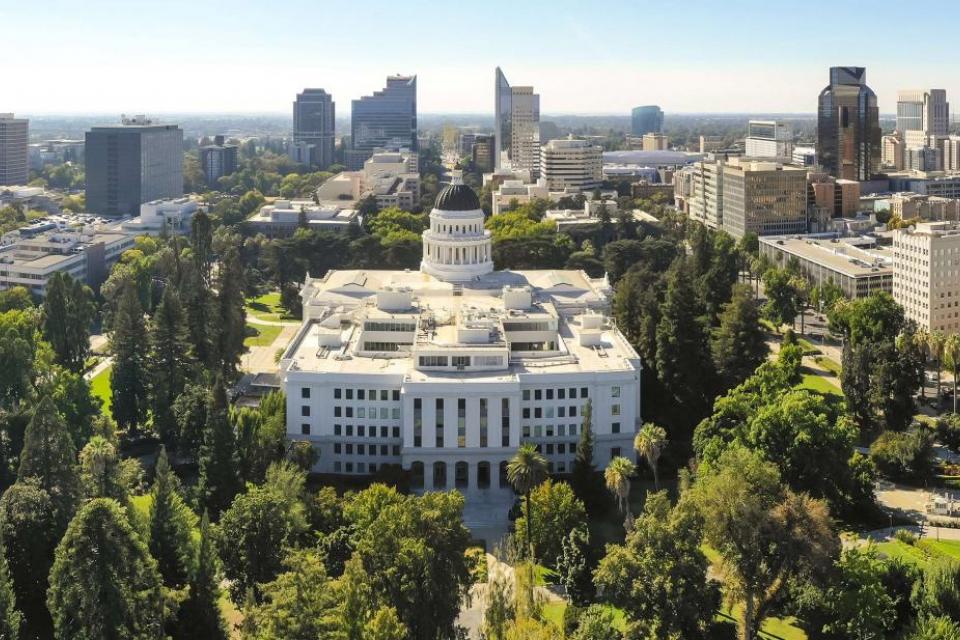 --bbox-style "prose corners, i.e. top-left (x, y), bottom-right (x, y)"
top-left (808, 173), bottom-right (861, 220)
top-left (888, 172), bottom-right (960, 199)
top-left (893, 221), bottom-right (960, 334)
top-left (539, 137), bottom-right (603, 192)
top-left (889, 193), bottom-right (960, 222)
top-left (759, 235), bottom-right (892, 299)
top-left (942, 137), bottom-right (960, 172)
top-left (279, 179), bottom-right (641, 503)
top-left (494, 67), bottom-right (541, 175)
top-left (897, 89), bottom-right (949, 137)
top-left (792, 146), bottom-right (816, 167)
top-left (246, 200), bottom-right (362, 237)
top-left (882, 133), bottom-right (905, 170)
top-left (29, 139), bottom-right (84, 171)
top-left (816, 67), bottom-right (881, 181)
top-left (85, 116), bottom-right (183, 216)
top-left (292, 89), bottom-right (336, 169)
top-left (721, 158), bottom-right (808, 238)
top-left (491, 179), bottom-right (550, 215)
top-left (313, 151), bottom-right (420, 212)
top-left (0, 114), bottom-right (29, 186)
top-left (0, 217), bottom-right (134, 296)
top-left (631, 105), bottom-right (663, 136)
top-left (642, 133), bottom-right (669, 151)
top-left (906, 146), bottom-right (941, 172)
top-left (471, 134), bottom-right (495, 173)
top-left (348, 76), bottom-right (417, 170)
top-left (199, 135), bottom-right (238, 188)
top-left (698, 136), bottom-right (725, 153)
top-left (745, 120), bottom-right (793, 160)
top-left (121, 197), bottom-right (198, 235)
